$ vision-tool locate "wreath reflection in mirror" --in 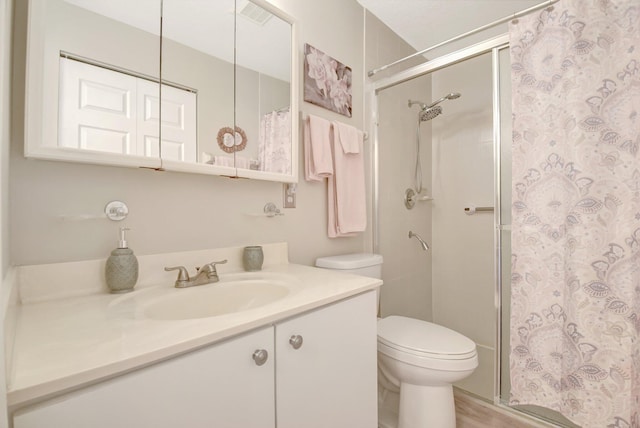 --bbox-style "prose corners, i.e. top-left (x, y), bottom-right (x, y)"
top-left (217, 126), bottom-right (247, 153)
